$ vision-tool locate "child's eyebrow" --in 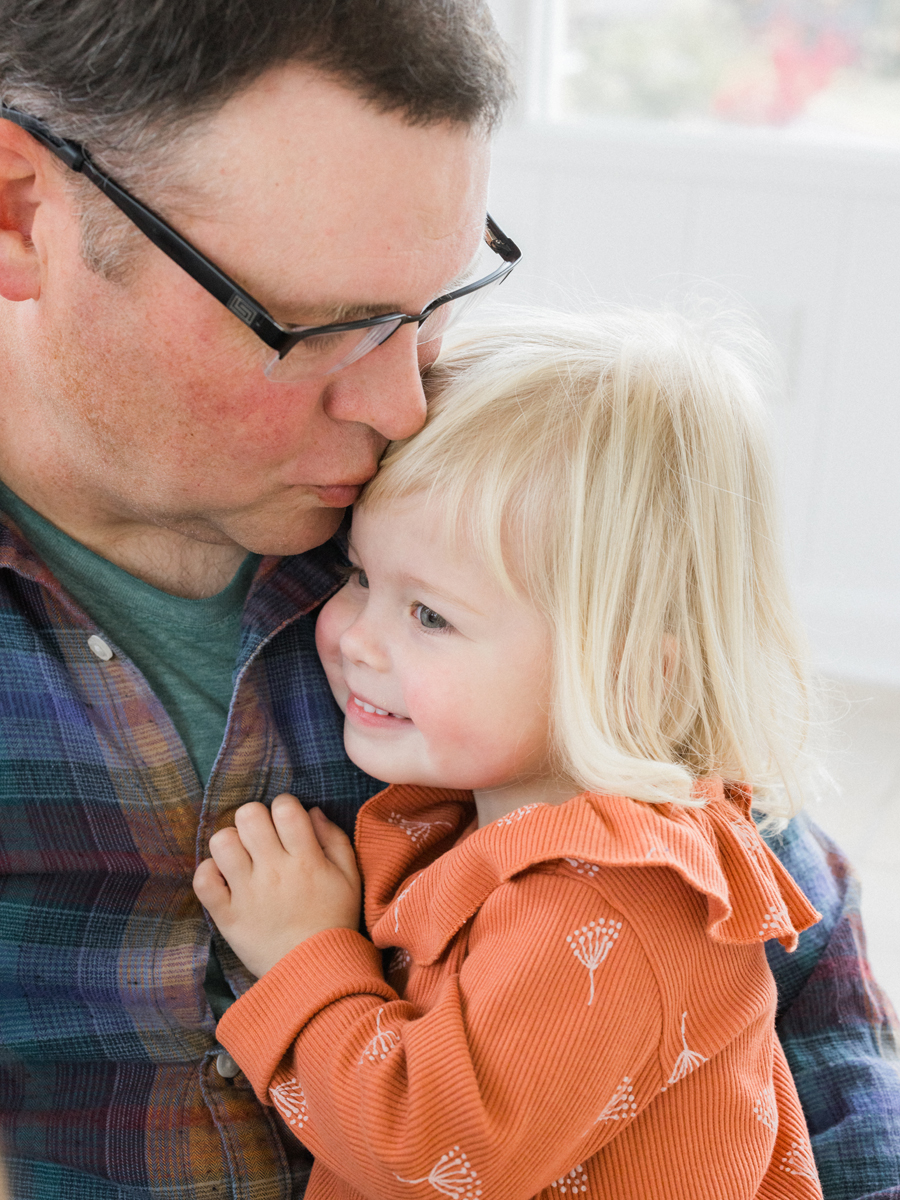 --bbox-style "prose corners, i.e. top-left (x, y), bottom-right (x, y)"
top-left (401, 574), bottom-right (484, 617)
